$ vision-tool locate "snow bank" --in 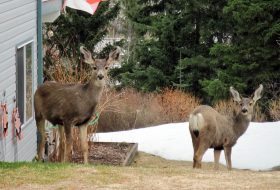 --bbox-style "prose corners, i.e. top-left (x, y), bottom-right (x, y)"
top-left (94, 121), bottom-right (280, 170)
